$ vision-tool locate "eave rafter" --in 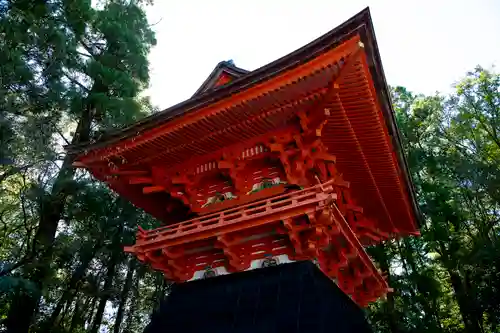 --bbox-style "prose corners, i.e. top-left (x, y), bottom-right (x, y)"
top-left (86, 42), bottom-right (381, 219)
top-left (358, 52), bottom-right (417, 233)
top-left (75, 37), bottom-right (362, 166)
top-left (78, 38), bottom-right (412, 236)
top-left (334, 90), bottom-right (397, 233)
